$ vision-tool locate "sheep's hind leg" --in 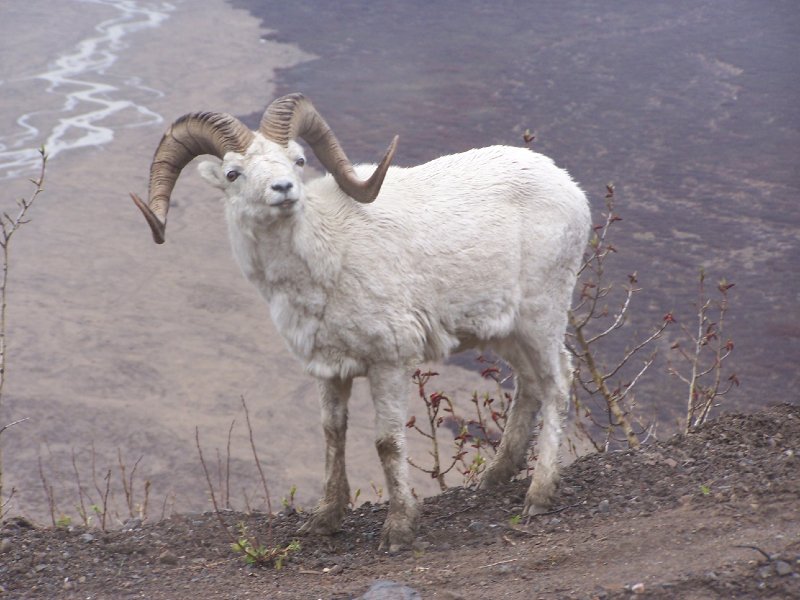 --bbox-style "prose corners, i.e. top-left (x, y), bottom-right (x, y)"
top-left (299, 377), bottom-right (352, 536)
top-left (368, 364), bottom-right (419, 552)
top-left (523, 346), bottom-right (571, 516)
top-left (479, 365), bottom-right (541, 489)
